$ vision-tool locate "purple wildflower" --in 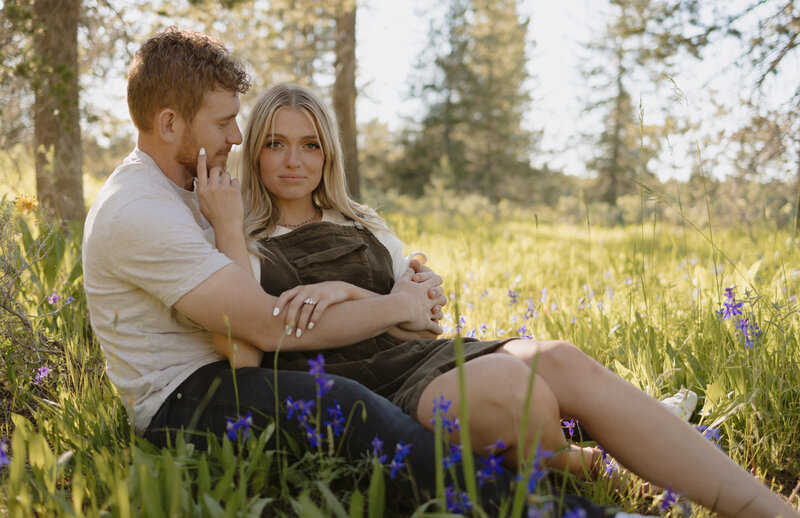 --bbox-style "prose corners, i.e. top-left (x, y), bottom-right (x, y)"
top-left (456, 315), bottom-right (467, 333)
top-left (540, 288), bottom-right (547, 303)
top-left (323, 400), bottom-right (345, 437)
top-left (519, 325), bottom-right (533, 339)
top-left (563, 509), bottom-right (587, 518)
top-left (562, 418), bottom-right (578, 439)
top-left (34, 366), bottom-right (50, 385)
top-left (48, 292), bottom-right (61, 305)
top-left (526, 445), bottom-right (553, 493)
top-left (660, 487), bottom-right (681, 511)
top-left (717, 288), bottom-right (744, 320)
top-left (445, 484), bottom-right (473, 513)
top-left (225, 412), bottom-right (253, 441)
top-left (371, 435), bottom-right (387, 463)
top-left (0, 439), bottom-right (9, 467)
top-left (508, 290), bottom-right (519, 305)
